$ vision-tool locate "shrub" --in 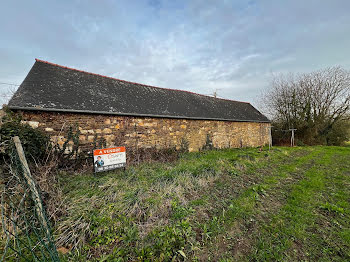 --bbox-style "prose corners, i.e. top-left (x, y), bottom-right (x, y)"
top-left (0, 110), bottom-right (50, 161)
top-left (202, 133), bottom-right (214, 150)
top-left (179, 137), bottom-right (189, 152)
top-left (325, 119), bottom-right (350, 146)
